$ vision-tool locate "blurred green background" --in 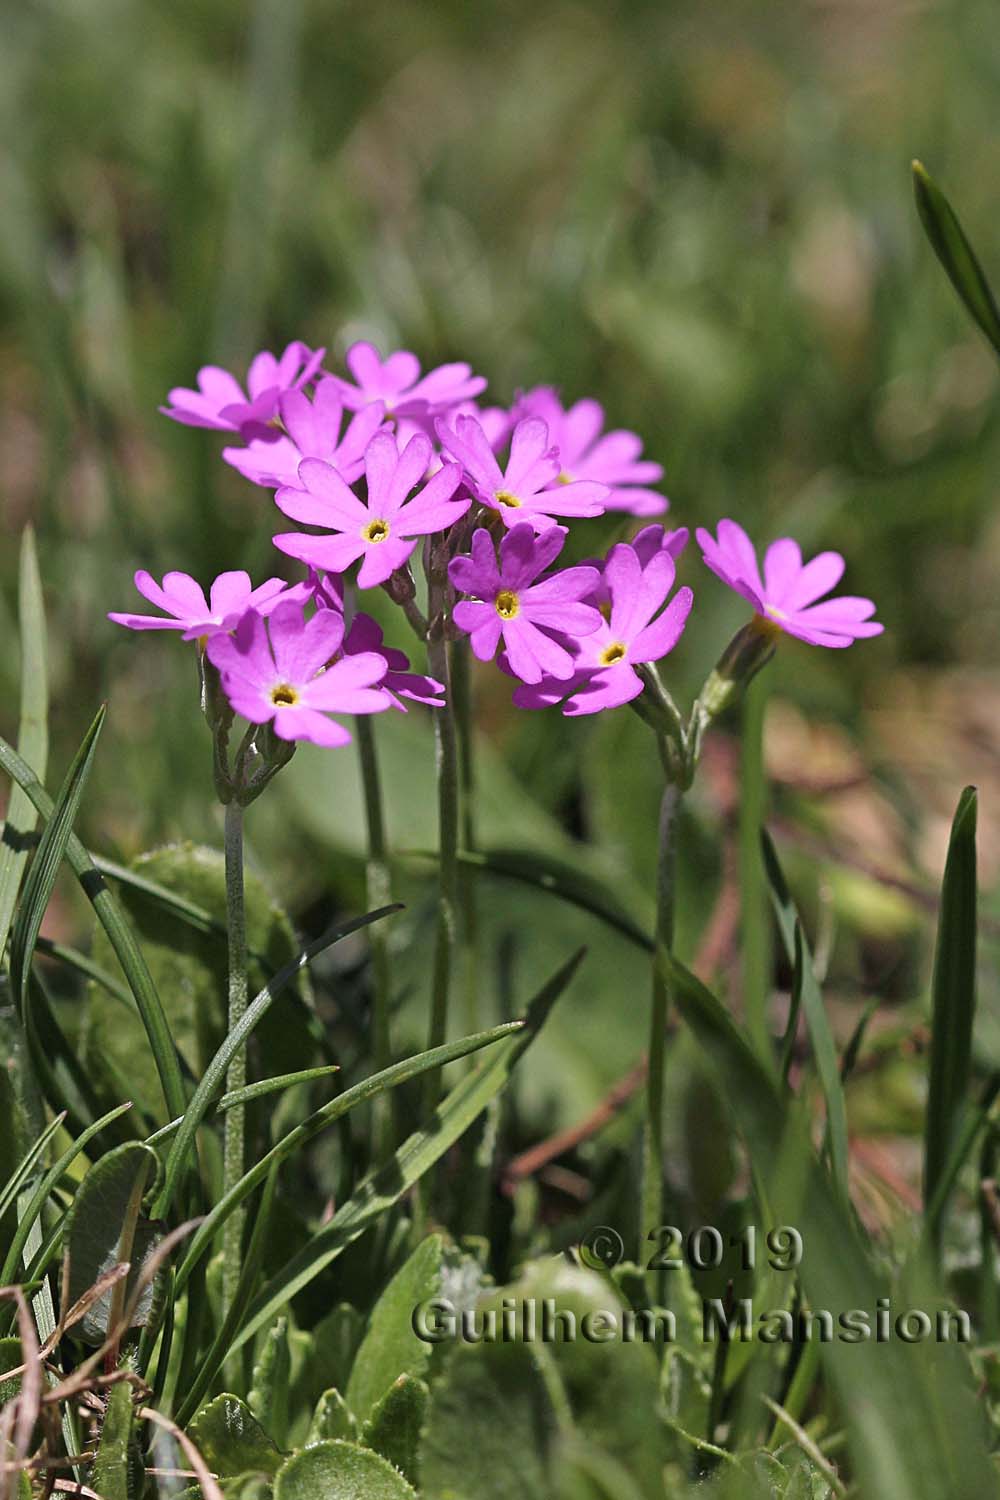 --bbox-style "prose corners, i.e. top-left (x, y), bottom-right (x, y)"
top-left (4, 0), bottom-right (1000, 1190)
